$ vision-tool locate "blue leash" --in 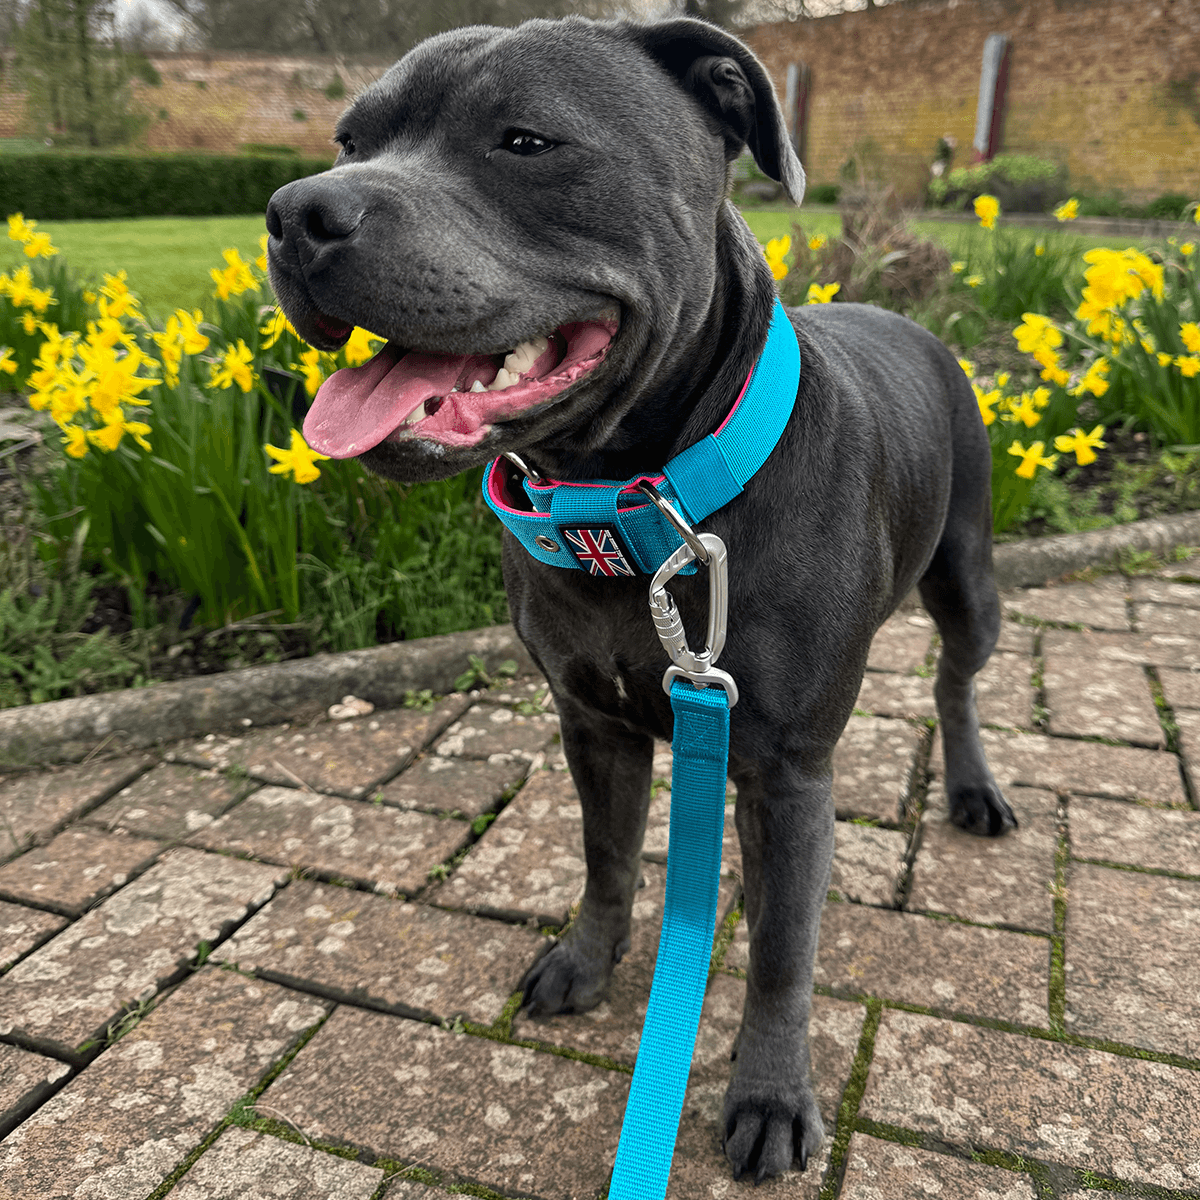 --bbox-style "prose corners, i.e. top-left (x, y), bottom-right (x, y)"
top-left (608, 677), bottom-right (729, 1197)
